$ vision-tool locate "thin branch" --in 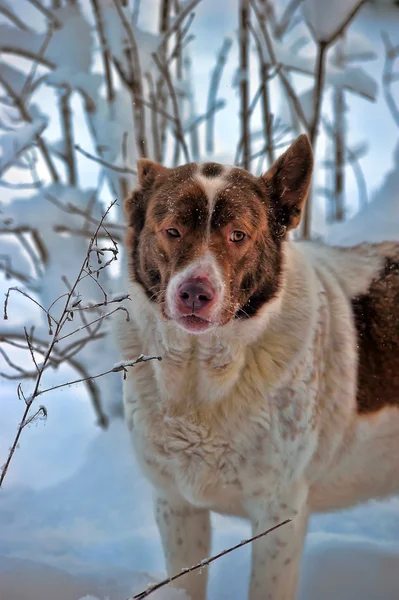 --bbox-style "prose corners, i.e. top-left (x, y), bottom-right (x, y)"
top-left (382, 32), bottom-right (399, 128)
top-left (157, 0), bottom-right (202, 56)
top-left (27, 0), bottom-right (62, 28)
top-left (275, 0), bottom-right (302, 39)
top-left (332, 37), bottom-right (345, 222)
top-left (322, 115), bottom-right (368, 212)
top-left (24, 327), bottom-right (40, 372)
top-left (239, 0), bottom-right (251, 171)
top-left (152, 53), bottom-right (190, 164)
top-left (20, 25), bottom-right (54, 102)
top-left (0, 200), bottom-right (119, 488)
top-left (55, 306), bottom-right (129, 343)
top-left (60, 90), bottom-right (78, 186)
top-left (0, 46), bottom-right (55, 69)
top-left (159, 0), bottom-right (171, 35)
top-left (0, 74), bottom-right (60, 182)
top-left (206, 37), bottom-right (233, 155)
top-left (0, 257), bottom-right (40, 291)
top-left (37, 355), bottom-right (161, 397)
top-left (111, 0), bottom-right (147, 157)
top-left (145, 72), bottom-right (163, 163)
top-left (0, 4), bottom-right (29, 30)
top-left (325, 0), bottom-right (366, 46)
top-left (249, 21), bottom-right (274, 167)
top-left (184, 100), bottom-right (225, 134)
top-left (302, 41), bottom-right (327, 239)
top-left (53, 225), bottom-right (124, 243)
top-left (131, 519), bottom-right (291, 599)
top-left (0, 331), bottom-right (108, 427)
top-left (249, 0), bottom-right (310, 133)
top-left (90, 0), bottom-right (115, 105)
top-left (16, 231), bottom-right (43, 279)
top-left (0, 346), bottom-right (28, 375)
top-left (75, 145), bottom-right (137, 175)
top-left (4, 287), bottom-right (58, 327)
